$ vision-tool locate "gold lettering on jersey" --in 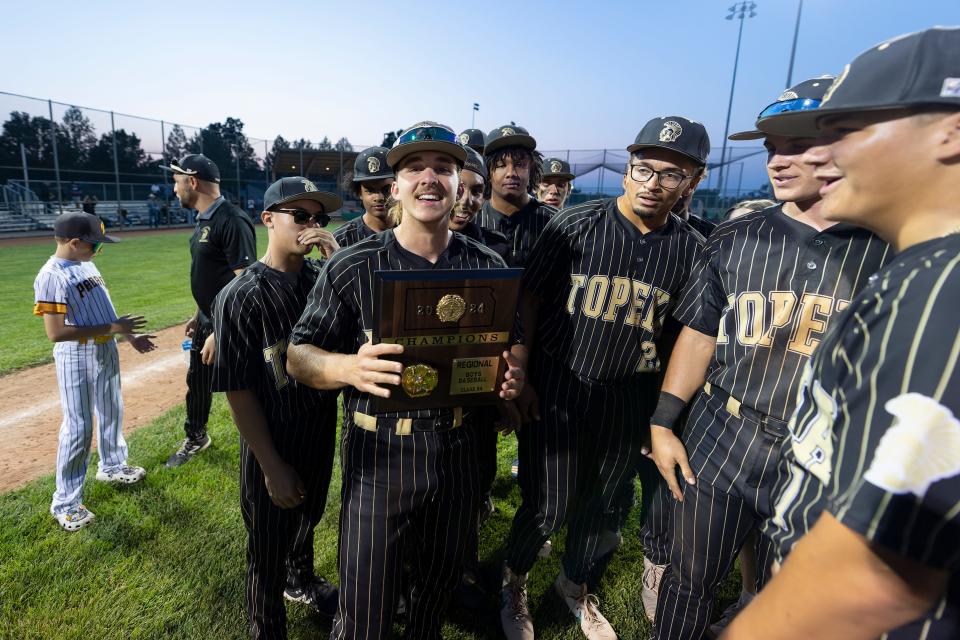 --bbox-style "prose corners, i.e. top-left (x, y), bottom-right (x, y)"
top-left (567, 275), bottom-right (586, 313)
top-left (635, 340), bottom-right (659, 372)
top-left (199, 226), bottom-right (210, 243)
top-left (263, 339), bottom-right (289, 390)
top-left (722, 291), bottom-right (844, 353)
top-left (582, 275), bottom-right (610, 318)
top-left (623, 281), bottom-right (652, 326)
top-left (381, 332), bottom-right (509, 347)
top-left (450, 356), bottom-right (499, 395)
top-left (789, 365), bottom-right (836, 484)
top-left (601, 277), bottom-right (632, 321)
